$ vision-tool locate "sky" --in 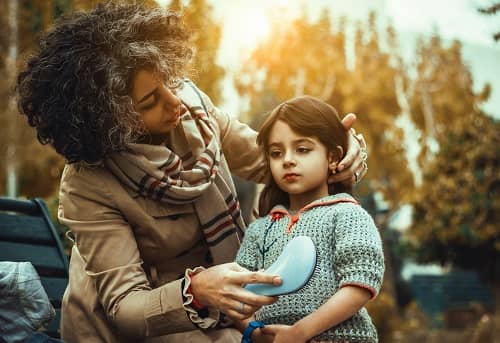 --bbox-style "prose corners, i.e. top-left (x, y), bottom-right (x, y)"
top-left (186, 0), bottom-right (500, 119)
